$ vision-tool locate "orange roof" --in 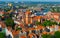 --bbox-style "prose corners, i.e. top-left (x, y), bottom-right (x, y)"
top-left (28, 33), bottom-right (36, 37)
top-left (50, 32), bottom-right (55, 35)
top-left (43, 31), bottom-right (47, 34)
top-left (52, 13), bottom-right (60, 16)
top-left (19, 24), bottom-right (24, 28)
top-left (20, 36), bottom-right (26, 38)
top-left (28, 28), bottom-right (35, 31)
top-left (0, 21), bottom-right (6, 28)
top-left (2, 16), bottom-right (4, 18)
top-left (28, 34), bottom-right (33, 37)
top-left (35, 25), bottom-right (44, 30)
top-left (58, 26), bottom-right (60, 29)
top-left (33, 16), bottom-right (41, 20)
top-left (22, 28), bottom-right (27, 32)
top-left (42, 16), bottom-right (47, 19)
top-left (50, 26), bottom-right (55, 28)
top-left (12, 30), bottom-right (20, 36)
top-left (33, 17), bottom-right (38, 20)
top-left (25, 10), bottom-right (31, 14)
